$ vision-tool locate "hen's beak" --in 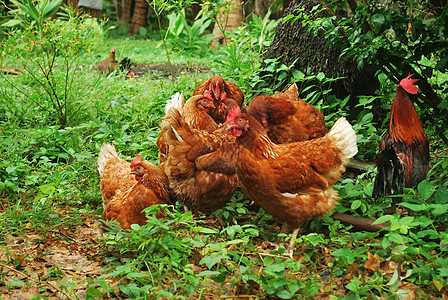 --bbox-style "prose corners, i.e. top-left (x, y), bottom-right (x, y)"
top-left (226, 123), bottom-right (236, 131)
